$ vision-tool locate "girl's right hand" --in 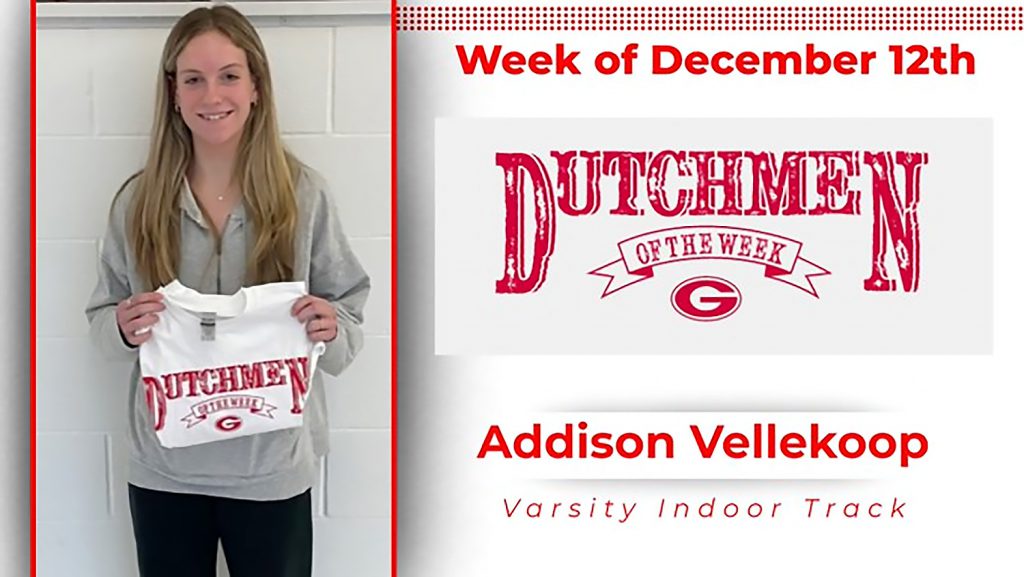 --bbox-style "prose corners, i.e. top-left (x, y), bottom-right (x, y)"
top-left (116, 292), bottom-right (165, 347)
